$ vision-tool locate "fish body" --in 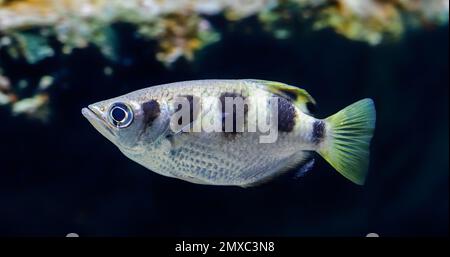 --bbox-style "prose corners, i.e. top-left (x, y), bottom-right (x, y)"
top-left (82, 79), bottom-right (375, 186)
